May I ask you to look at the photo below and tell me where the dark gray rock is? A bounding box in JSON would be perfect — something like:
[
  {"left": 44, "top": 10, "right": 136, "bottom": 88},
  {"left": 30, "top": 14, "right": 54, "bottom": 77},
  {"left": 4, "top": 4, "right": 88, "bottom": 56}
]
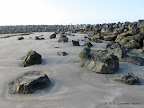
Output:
[
  {"left": 35, "top": 36, "right": 45, "bottom": 40},
  {"left": 22, "top": 50, "right": 42, "bottom": 67},
  {"left": 78, "top": 48, "right": 119, "bottom": 74},
  {"left": 114, "top": 73, "right": 140, "bottom": 85},
  {"left": 12, "top": 71, "right": 51, "bottom": 94},
  {"left": 54, "top": 32, "right": 58, "bottom": 34},
  {"left": 17, "top": 37, "right": 24, "bottom": 40},
  {"left": 58, "top": 35, "right": 68, "bottom": 43},
  {"left": 61, "top": 32, "right": 65, "bottom": 34},
  {"left": 127, "top": 28, "right": 140, "bottom": 35},
  {"left": 50, "top": 34, "right": 56, "bottom": 39},
  {"left": 87, "top": 38, "right": 92, "bottom": 41},
  {"left": 101, "top": 28, "right": 106, "bottom": 33},
  {"left": 122, "top": 21, "right": 130, "bottom": 27},
  {"left": 72, "top": 40, "right": 80, "bottom": 46},
  {"left": 107, "top": 26, "right": 114, "bottom": 32},
  {"left": 131, "top": 22, "right": 138, "bottom": 28},
  {"left": 58, "top": 51, "right": 67, "bottom": 56}
]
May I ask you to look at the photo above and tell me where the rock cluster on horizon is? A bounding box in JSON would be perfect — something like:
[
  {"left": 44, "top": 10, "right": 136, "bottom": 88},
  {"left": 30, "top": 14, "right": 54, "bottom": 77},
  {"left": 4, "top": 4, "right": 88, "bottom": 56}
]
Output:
[{"left": 0, "top": 20, "right": 143, "bottom": 35}]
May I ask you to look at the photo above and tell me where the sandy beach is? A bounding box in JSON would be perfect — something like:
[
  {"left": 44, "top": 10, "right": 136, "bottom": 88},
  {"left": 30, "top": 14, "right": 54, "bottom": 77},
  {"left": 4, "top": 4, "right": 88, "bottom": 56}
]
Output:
[{"left": 0, "top": 32, "right": 144, "bottom": 108}]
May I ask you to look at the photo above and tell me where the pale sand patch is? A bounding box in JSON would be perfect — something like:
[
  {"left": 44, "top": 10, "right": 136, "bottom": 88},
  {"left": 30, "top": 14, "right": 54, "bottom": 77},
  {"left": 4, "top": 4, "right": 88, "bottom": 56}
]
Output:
[{"left": 0, "top": 32, "right": 144, "bottom": 108}]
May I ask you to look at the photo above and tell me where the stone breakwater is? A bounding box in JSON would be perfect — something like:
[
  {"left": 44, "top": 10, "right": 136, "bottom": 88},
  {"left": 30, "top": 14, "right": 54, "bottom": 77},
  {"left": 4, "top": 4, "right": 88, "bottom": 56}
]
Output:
[{"left": 0, "top": 20, "right": 143, "bottom": 34}]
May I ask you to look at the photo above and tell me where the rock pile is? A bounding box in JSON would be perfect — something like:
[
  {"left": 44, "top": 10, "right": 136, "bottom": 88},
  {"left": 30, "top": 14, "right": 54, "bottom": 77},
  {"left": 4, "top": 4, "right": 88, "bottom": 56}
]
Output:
[
  {"left": 91, "top": 20, "right": 144, "bottom": 51},
  {"left": 0, "top": 20, "right": 143, "bottom": 34}
]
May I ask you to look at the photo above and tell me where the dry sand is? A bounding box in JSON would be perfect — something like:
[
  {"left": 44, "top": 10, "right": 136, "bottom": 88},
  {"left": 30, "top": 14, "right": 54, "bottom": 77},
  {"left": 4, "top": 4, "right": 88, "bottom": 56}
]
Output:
[{"left": 0, "top": 32, "right": 144, "bottom": 108}]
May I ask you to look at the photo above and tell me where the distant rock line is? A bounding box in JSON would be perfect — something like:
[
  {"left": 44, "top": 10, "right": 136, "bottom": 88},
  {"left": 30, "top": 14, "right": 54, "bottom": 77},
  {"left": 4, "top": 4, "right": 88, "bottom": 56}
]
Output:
[{"left": 0, "top": 19, "right": 143, "bottom": 34}]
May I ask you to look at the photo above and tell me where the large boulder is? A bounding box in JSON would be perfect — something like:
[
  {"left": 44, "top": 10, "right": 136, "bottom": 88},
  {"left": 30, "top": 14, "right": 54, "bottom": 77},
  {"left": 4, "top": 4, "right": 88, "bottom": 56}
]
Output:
[
  {"left": 58, "top": 35, "right": 68, "bottom": 43},
  {"left": 72, "top": 40, "right": 80, "bottom": 46},
  {"left": 12, "top": 71, "right": 51, "bottom": 94},
  {"left": 50, "top": 33, "right": 56, "bottom": 39},
  {"left": 22, "top": 50, "right": 42, "bottom": 67},
  {"left": 78, "top": 48, "right": 119, "bottom": 74},
  {"left": 114, "top": 73, "right": 140, "bottom": 85}
]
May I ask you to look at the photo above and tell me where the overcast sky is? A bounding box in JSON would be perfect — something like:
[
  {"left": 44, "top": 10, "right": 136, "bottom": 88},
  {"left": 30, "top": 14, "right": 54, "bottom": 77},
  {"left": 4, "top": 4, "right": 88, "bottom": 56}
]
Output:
[{"left": 0, "top": 0, "right": 144, "bottom": 25}]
